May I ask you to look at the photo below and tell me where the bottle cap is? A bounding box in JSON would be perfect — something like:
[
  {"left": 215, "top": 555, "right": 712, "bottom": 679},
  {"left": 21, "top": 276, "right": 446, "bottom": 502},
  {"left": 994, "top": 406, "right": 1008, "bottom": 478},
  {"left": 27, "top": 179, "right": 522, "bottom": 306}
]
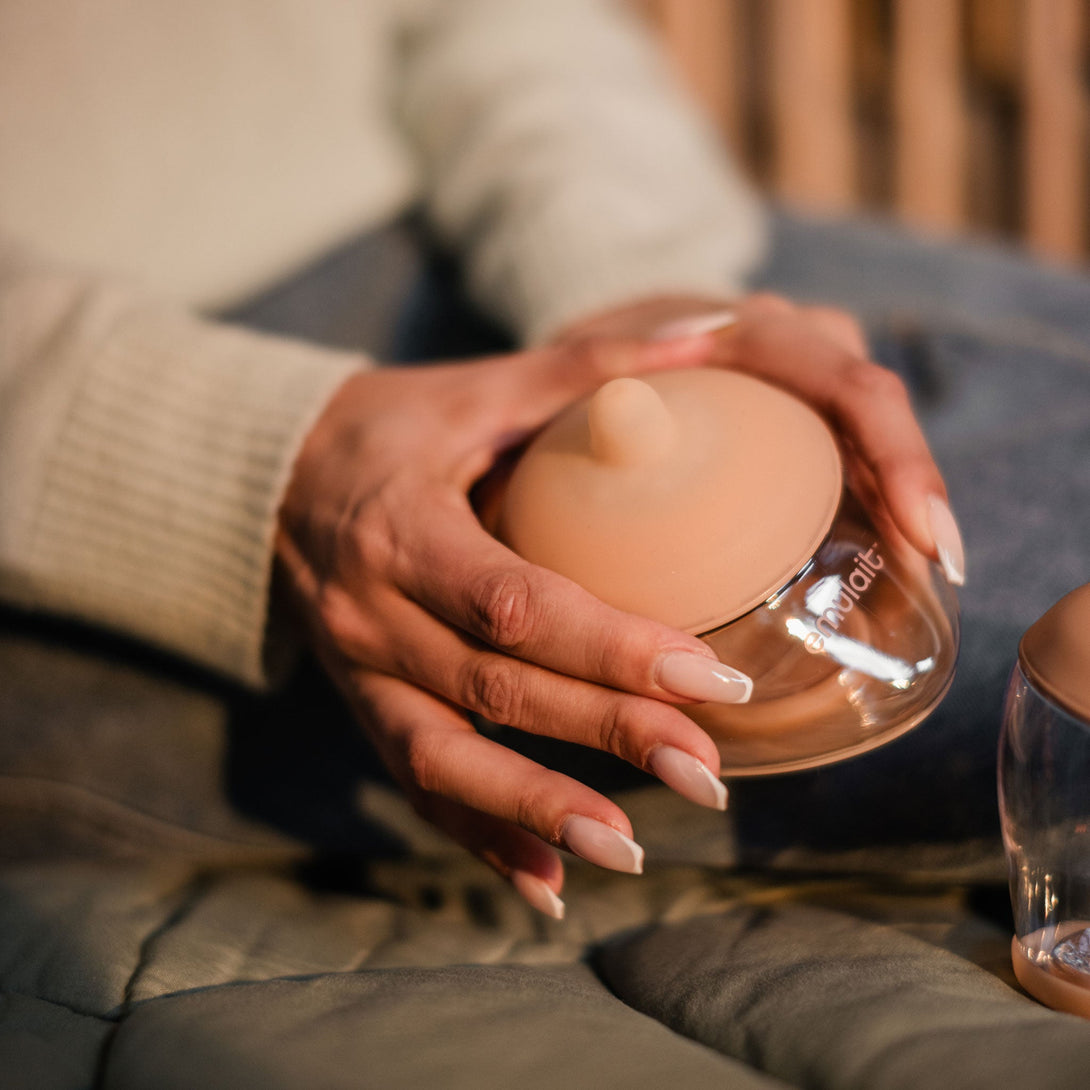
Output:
[{"left": 1020, "top": 583, "right": 1090, "bottom": 722}]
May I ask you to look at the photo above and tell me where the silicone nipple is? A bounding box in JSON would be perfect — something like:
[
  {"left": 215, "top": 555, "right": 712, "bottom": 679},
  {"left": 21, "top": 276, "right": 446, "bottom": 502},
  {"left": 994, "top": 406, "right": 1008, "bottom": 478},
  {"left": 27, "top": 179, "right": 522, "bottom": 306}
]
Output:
[
  {"left": 495, "top": 368, "right": 843, "bottom": 633},
  {"left": 587, "top": 378, "right": 676, "bottom": 466}
]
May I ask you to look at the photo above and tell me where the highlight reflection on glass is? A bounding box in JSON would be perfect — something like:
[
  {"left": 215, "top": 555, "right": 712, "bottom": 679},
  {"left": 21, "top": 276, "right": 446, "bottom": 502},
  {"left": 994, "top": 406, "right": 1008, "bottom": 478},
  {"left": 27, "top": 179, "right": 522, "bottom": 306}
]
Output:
[
  {"left": 1001, "top": 659, "right": 1090, "bottom": 1018},
  {"left": 692, "top": 492, "right": 960, "bottom": 774}
]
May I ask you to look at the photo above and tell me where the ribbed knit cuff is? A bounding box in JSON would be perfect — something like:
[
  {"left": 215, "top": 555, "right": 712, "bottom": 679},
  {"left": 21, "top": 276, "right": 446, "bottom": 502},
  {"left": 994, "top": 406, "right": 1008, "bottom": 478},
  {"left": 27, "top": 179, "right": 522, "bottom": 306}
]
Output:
[{"left": 23, "top": 305, "right": 362, "bottom": 686}]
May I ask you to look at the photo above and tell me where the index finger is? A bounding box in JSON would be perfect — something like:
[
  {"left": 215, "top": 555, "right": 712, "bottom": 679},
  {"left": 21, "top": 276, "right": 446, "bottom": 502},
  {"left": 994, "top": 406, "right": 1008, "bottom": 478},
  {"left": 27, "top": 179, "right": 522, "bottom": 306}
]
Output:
[
  {"left": 393, "top": 490, "right": 752, "bottom": 708},
  {"left": 719, "top": 305, "right": 959, "bottom": 574}
]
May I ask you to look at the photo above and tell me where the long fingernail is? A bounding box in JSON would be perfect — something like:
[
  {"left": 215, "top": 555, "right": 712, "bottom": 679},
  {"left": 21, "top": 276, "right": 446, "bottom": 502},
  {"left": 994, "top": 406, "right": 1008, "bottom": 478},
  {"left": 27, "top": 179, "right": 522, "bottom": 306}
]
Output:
[
  {"left": 649, "top": 746, "right": 728, "bottom": 811},
  {"left": 657, "top": 651, "right": 752, "bottom": 704},
  {"left": 651, "top": 309, "right": 738, "bottom": 341},
  {"left": 561, "top": 815, "right": 644, "bottom": 874},
  {"left": 510, "top": 871, "right": 566, "bottom": 919},
  {"left": 928, "top": 495, "right": 966, "bottom": 586}
]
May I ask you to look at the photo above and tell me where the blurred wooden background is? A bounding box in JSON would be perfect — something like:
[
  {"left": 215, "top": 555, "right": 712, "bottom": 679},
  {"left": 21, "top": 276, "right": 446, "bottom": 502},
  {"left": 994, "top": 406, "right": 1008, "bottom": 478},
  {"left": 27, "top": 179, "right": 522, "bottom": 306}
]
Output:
[{"left": 634, "top": 0, "right": 1089, "bottom": 264}]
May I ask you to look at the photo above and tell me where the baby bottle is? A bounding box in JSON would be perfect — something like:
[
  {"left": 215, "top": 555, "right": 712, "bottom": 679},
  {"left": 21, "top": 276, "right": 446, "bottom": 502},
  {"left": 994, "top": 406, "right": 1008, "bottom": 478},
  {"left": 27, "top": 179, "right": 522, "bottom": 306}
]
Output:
[
  {"left": 494, "top": 368, "right": 960, "bottom": 774},
  {"left": 1000, "top": 583, "right": 1090, "bottom": 1018}
]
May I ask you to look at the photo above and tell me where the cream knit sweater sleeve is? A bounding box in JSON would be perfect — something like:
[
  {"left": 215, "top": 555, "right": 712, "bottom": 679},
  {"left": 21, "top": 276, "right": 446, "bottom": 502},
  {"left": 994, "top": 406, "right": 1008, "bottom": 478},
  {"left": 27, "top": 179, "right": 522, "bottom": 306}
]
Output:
[
  {"left": 0, "top": 238, "right": 362, "bottom": 685},
  {"left": 0, "top": 0, "right": 767, "bottom": 688},
  {"left": 399, "top": 0, "right": 768, "bottom": 344}
]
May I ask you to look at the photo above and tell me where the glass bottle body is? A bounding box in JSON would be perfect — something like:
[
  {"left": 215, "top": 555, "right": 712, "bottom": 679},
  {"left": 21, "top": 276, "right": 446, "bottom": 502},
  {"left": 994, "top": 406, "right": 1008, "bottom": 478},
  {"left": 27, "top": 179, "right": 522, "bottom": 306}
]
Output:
[
  {"left": 1000, "top": 665, "right": 1090, "bottom": 1017},
  {"left": 690, "top": 492, "right": 960, "bottom": 774}
]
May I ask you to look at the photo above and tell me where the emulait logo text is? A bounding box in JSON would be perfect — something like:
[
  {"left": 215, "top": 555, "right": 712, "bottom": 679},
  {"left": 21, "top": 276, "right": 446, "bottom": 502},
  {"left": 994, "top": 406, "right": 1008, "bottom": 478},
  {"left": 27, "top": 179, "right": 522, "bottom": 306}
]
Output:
[{"left": 803, "top": 545, "right": 884, "bottom": 654}]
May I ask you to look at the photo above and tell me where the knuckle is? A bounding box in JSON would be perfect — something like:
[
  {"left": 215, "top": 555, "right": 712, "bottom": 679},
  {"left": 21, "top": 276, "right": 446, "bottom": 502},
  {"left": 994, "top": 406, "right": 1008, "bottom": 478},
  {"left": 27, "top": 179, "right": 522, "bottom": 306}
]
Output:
[
  {"left": 404, "top": 730, "right": 448, "bottom": 797},
  {"left": 316, "top": 585, "right": 367, "bottom": 652},
  {"left": 597, "top": 705, "right": 629, "bottom": 761},
  {"left": 839, "top": 359, "right": 909, "bottom": 407},
  {"left": 744, "top": 292, "right": 795, "bottom": 318},
  {"left": 591, "top": 621, "right": 639, "bottom": 681},
  {"left": 593, "top": 699, "right": 644, "bottom": 765},
  {"left": 872, "top": 447, "right": 935, "bottom": 486},
  {"left": 350, "top": 514, "right": 395, "bottom": 574},
  {"left": 575, "top": 339, "right": 624, "bottom": 383},
  {"left": 353, "top": 482, "right": 408, "bottom": 566},
  {"left": 810, "top": 307, "right": 866, "bottom": 349},
  {"left": 469, "top": 568, "right": 538, "bottom": 651},
  {"left": 331, "top": 499, "right": 396, "bottom": 581},
  {"left": 465, "top": 657, "right": 525, "bottom": 725},
  {"left": 511, "top": 778, "right": 554, "bottom": 838},
  {"left": 807, "top": 303, "right": 853, "bottom": 326}
]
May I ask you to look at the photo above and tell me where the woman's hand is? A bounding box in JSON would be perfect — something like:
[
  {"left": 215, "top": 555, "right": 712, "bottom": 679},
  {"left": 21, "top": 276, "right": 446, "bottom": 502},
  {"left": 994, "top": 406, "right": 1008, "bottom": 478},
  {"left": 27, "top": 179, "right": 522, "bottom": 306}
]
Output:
[
  {"left": 555, "top": 292, "right": 966, "bottom": 587},
  {"left": 276, "top": 336, "right": 752, "bottom": 920}
]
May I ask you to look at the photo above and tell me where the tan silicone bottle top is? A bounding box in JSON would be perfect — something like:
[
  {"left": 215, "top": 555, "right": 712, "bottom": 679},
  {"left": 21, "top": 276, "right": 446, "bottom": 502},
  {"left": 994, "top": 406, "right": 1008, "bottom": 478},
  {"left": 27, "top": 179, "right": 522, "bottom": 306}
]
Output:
[
  {"left": 495, "top": 368, "right": 843, "bottom": 633},
  {"left": 1019, "top": 584, "right": 1090, "bottom": 722}
]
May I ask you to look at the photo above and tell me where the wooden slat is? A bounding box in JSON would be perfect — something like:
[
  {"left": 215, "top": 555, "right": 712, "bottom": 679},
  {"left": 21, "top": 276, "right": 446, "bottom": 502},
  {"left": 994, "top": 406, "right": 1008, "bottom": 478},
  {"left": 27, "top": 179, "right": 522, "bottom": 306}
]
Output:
[
  {"left": 892, "top": 0, "right": 967, "bottom": 231},
  {"left": 968, "top": 0, "right": 1021, "bottom": 87},
  {"left": 767, "top": 0, "right": 856, "bottom": 210},
  {"left": 646, "top": 0, "right": 743, "bottom": 145},
  {"left": 1023, "top": 0, "right": 1087, "bottom": 261},
  {"left": 638, "top": 0, "right": 1088, "bottom": 263}
]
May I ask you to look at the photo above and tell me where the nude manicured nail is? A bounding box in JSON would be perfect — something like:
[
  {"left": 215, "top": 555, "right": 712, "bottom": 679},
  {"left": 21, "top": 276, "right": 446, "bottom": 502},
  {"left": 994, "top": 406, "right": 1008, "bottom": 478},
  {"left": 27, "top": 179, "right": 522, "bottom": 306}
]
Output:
[
  {"left": 928, "top": 495, "right": 966, "bottom": 587},
  {"left": 649, "top": 745, "right": 728, "bottom": 811},
  {"left": 651, "top": 309, "right": 738, "bottom": 341},
  {"left": 510, "top": 871, "right": 566, "bottom": 920},
  {"left": 657, "top": 651, "right": 752, "bottom": 704},
  {"left": 561, "top": 815, "right": 644, "bottom": 874}
]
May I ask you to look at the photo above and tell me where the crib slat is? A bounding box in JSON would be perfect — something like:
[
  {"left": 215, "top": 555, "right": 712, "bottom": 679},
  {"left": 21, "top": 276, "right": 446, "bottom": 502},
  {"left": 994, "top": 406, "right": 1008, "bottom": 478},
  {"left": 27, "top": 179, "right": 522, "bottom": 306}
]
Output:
[
  {"left": 1023, "top": 0, "right": 1087, "bottom": 261},
  {"left": 767, "top": 0, "right": 857, "bottom": 209},
  {"left": 892, "top": 0, "right": 967, "bottom": 232}
]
